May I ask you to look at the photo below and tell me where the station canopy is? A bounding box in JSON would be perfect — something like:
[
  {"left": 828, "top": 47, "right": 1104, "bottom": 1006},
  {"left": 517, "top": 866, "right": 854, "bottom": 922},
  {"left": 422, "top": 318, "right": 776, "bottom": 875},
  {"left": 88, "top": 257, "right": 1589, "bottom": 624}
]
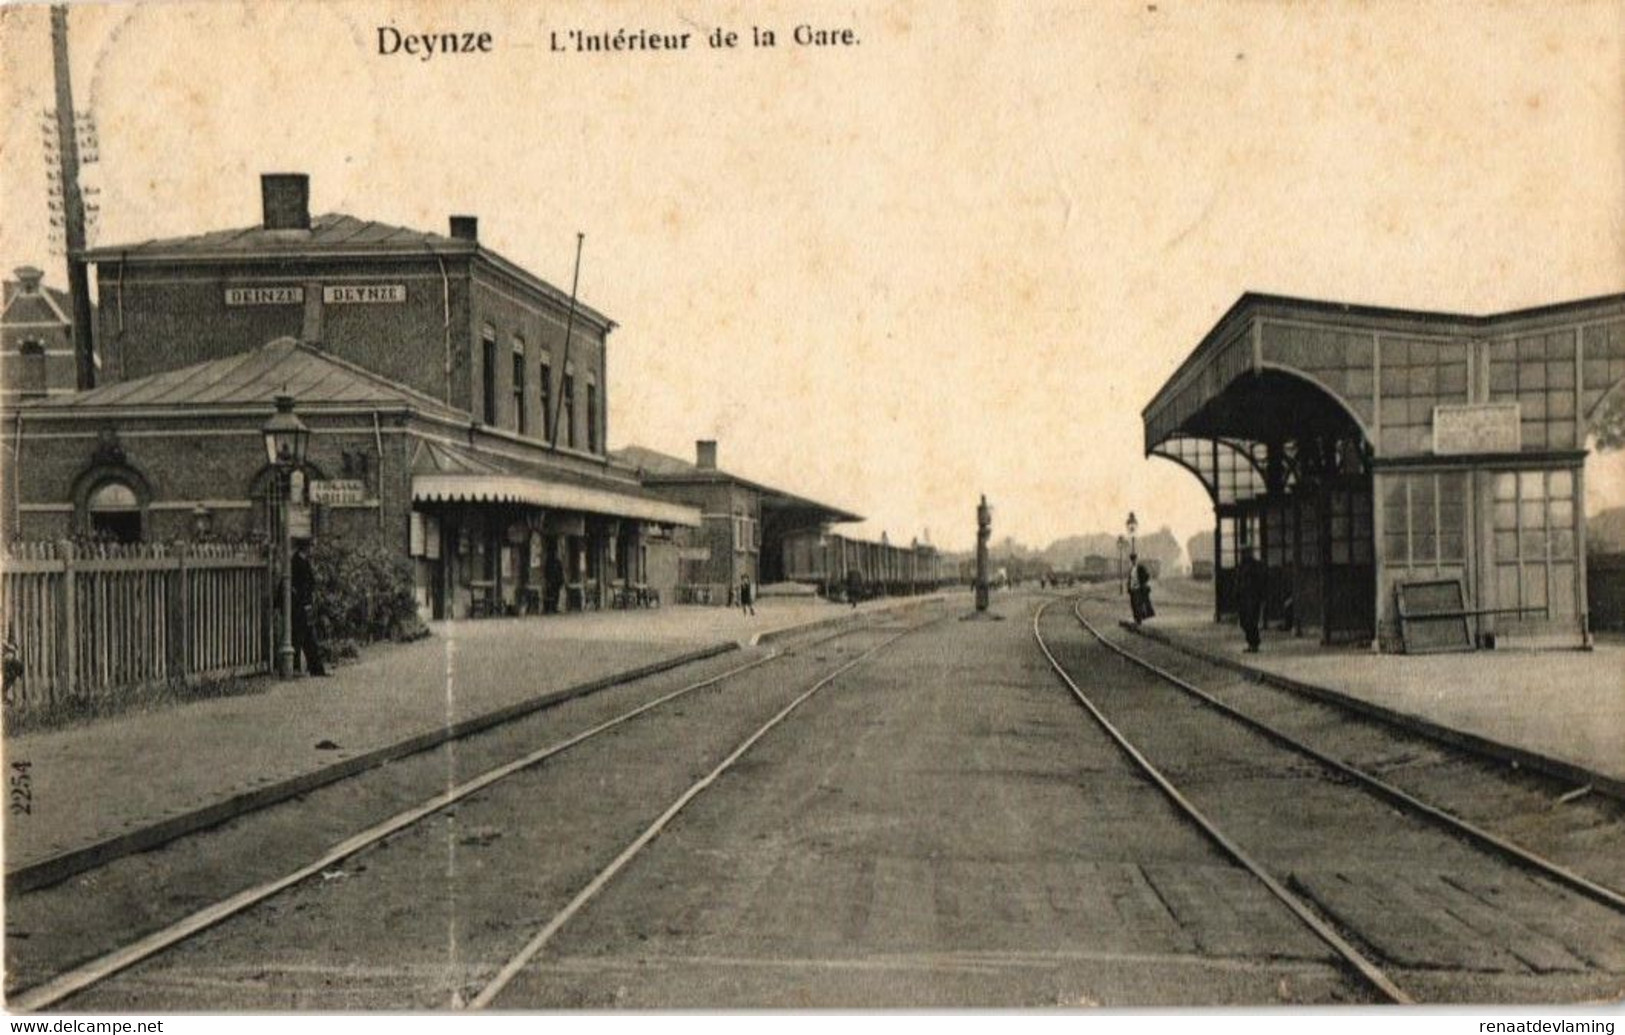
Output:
[
  {"left": 411, "top": 440, "right": 700, "bottom": 527},
  {"left": 1142, "top": 295, "right": 1380, "bottom": 505}
]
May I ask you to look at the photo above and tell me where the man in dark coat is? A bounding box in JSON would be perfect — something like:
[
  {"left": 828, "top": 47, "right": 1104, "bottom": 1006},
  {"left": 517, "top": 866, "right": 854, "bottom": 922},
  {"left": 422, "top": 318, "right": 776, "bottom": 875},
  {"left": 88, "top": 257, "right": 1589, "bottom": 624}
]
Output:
[
  {"left": 290, "top": 540, "right": 328, "bottom": 676},
  {"left": 1235, "top": 546, "right": 1266, "bottom": 653},
  {"left": 739, "top": 573, "right": 756, "bottom": 616},
  {"left": 544, "top": 548, "right": 565, "bottom": 615},
  {"left": 1134, "top": 557, "right": 1154, "bottom": 622},
  {"left": 845, "top": 566, "right": 863, "bottom": 608},
  {"left": 1126, "top": 553, "right": 1154, "bottom": 625}
]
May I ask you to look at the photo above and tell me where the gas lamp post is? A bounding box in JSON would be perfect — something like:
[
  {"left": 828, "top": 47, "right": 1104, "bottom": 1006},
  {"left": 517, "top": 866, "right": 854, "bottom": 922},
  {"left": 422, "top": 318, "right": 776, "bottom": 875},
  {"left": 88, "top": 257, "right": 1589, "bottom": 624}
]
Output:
[{"left": 261, "top": 395, "right": 309, "bottom": 679}]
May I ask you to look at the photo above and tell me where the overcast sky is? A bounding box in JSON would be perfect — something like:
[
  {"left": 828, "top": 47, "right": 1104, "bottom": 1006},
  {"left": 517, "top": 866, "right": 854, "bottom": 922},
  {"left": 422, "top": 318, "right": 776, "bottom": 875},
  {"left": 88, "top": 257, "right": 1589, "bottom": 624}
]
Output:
[{"left": 3, "top": 1, "right": 1622, "bottom": 553}]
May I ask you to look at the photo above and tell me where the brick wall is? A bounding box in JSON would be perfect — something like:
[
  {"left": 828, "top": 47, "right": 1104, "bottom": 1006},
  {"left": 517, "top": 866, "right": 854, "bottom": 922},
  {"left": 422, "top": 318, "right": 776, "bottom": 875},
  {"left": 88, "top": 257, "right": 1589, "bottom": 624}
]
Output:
[
  {"left": 96, "top": 257, "right": 475, "bottom": 409},
  {"left": 470, "top": 274, "right": 606, "bottom": 452},
  {"left": 2, "top": 410, "right": 411, "bottom": 548}
]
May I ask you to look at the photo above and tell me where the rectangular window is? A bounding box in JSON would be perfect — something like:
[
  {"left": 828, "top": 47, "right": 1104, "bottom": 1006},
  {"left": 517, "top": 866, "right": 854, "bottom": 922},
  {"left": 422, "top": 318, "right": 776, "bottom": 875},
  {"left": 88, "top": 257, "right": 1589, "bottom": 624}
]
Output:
[
  {"left": 512, "top": 343, "right": 527, "bottom": 436},
  {"left": 586, "top": 381, "right": 599, "bottom": 453},
  {"left": 1299, "top": 499, "right": 1321, "bottom": 568},
  {"left": 539, "top": 357, "right": 553, "bottom": 443},
  {"left": 19, "top": 342, "right": 47, "bottom": 399},
  {"left": 1491, "top": 467, "right": 1579, "bottom": 622},
  {"left": 562, "top": 373, "right": 576, "bottom": 449},
  {"left": 1383, "top": 472, "right": 1467, "bottom": 567},
  {"left": 481, "top": 330, "right": 498, "bottom": 425}
]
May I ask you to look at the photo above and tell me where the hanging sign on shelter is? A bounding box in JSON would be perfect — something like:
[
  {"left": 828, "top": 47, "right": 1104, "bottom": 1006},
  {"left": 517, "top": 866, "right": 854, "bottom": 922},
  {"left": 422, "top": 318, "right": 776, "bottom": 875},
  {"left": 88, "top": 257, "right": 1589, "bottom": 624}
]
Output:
[{"left": 1433, "top": 403, "right": 1520, "bottom": 456}]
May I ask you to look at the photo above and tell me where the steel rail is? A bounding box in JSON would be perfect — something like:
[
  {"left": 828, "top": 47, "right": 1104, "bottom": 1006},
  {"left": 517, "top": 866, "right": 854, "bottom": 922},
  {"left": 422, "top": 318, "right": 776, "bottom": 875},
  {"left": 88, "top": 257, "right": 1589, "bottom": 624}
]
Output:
[
  {"left": 466, "top": 613, "right": 942, "bottom": 1009},
  {"left": 1031, "top": 598, "right": 1413, "bottom": 1005},
  {"left": 9, "top": 617, "right": 899, "bottom": 1012},
  {"left": 1070, "top": 600, "right": 1625, "bottom": 915}
]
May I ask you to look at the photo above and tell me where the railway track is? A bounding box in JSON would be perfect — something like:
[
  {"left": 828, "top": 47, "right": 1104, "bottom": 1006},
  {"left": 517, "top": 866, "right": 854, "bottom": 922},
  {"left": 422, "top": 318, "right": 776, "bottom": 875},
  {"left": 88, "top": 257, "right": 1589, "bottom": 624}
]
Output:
[
  {"left": 1074, "top": 599, "right": 1625, "bottom": 909},
  {"left": 10, "top": 608, "right": 943, "bottom": 1012},
  {"left": 466, "top": 612, "right": 942, "bottom": 1008},
  {"left": 1033, "top": 596, "right": 1625, "bottom": 1005}
]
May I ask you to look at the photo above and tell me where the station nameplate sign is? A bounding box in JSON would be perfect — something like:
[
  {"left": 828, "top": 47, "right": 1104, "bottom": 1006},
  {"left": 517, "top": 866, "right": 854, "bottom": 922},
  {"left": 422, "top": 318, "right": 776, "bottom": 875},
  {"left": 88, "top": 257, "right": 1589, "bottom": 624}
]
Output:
[
  {"left": 1433, "top": 403, "right": 1520, "bottom": 455},
  {"left": 225, "top": 286, "right": 304, "bottom": 306},
  {"left": 323, "top": 284, "right": 406, "bottom": 305},
  {"left": 308, "top": 479, "right": 368, "bottom": 506}
]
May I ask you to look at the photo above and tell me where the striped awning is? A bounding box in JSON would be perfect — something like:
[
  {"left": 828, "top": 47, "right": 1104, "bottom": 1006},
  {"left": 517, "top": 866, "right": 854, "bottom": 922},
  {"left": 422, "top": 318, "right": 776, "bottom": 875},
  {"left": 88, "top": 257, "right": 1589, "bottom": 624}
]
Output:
[{"left": 413, "top": 474, "right": 700, "bottom": 527}]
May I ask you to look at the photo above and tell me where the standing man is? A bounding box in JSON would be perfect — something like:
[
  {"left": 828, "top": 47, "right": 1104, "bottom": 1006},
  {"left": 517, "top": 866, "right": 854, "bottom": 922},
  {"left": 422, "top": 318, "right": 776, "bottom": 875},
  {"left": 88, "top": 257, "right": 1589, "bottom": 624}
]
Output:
[
  {"left": 1126, "top": 553, "right": 1145, "bottom": 625},
  {"left": 1236, "top": 546, "right": 1266, "bottom": 653},
  {"left": 544, "top": 545, "right": 565, "bottom": 615},
  {"left": 845, "top": 565, "right": 864, "bottom": 609},
  {"left": 290, "top": 540, "right": 328, "bottom": 677},
  {"left": 739, "top": 572, "right": 756, "bottom": 616},
  {"left": 1134, "top": 556, "right": 1154, "bottom": 622}
]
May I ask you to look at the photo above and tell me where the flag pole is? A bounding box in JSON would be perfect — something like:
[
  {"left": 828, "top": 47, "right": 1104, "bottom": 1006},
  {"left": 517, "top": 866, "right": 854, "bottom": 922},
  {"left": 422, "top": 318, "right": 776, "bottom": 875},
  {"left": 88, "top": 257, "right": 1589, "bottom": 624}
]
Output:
[{"left": 549, "top": 232, "right": 585, "bottom": 447}]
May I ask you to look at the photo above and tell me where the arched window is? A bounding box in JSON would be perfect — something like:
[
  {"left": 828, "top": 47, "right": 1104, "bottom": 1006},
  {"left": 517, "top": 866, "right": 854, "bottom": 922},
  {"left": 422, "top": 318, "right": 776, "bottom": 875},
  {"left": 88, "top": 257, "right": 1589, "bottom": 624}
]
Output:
[{"left": 86, "top": 480, "right": 142, "bottom": 542}]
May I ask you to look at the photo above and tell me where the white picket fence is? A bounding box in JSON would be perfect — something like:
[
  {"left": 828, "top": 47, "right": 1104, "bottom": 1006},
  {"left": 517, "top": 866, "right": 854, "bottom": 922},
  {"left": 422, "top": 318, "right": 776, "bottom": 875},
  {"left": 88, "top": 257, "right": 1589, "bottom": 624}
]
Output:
[{"left": 1, "top": 541, "right": 272, "bottom": 715}]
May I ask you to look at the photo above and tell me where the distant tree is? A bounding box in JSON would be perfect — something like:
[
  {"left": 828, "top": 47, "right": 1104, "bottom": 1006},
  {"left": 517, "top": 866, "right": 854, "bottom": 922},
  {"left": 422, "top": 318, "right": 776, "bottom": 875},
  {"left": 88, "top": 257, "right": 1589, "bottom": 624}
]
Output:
[{"left": 1591, "top": 388, "right": 1625, "bottom": 451}]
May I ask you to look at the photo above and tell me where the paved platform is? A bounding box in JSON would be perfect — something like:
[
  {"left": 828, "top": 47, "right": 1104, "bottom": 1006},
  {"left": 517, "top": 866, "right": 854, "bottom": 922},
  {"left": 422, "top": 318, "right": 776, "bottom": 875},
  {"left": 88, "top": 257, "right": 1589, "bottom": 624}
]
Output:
[
  {"left": 2, "top": 594, "right": 941, "bottom": 887},
  {"left": 1117, "top": 579, "right": 1625, "bottom": 797}
]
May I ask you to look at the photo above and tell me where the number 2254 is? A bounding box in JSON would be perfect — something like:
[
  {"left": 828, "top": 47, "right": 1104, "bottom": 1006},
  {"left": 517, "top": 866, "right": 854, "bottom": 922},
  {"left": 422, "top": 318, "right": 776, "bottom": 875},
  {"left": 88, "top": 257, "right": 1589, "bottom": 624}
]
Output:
[{"left": 10, "top": 761, "right": 32, "bottom": 816}]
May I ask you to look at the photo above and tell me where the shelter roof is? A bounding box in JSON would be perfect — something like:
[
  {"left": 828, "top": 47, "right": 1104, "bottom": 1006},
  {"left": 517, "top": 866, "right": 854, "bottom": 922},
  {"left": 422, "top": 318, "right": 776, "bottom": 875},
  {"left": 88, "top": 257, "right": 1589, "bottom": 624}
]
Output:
[
  {"left": 614, "top": 444, "right": 864, "bottom": 524},
  {"left": 1142, "top": 291, "right": 1625, "bottom": 454},
  {"left": 412, "top": 439, "right": 700, "bottom": 527}
]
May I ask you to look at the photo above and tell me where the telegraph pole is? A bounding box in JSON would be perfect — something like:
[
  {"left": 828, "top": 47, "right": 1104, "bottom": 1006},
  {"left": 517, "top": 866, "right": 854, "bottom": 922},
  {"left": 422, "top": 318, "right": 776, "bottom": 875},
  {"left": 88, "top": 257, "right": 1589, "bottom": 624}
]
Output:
[{"left": 50, "top": 4, "right": 96, "bottom": 390}]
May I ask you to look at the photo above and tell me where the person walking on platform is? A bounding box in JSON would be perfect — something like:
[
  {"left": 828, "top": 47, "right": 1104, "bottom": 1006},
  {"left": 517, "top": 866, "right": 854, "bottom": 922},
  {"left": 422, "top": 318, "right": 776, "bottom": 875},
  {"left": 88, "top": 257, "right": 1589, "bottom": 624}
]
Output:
[
  {"left": 739, "top": 573, "right": 756, "bottom": 616},
  {"left": 845, "top": 566, "right": 863, "bottom": 608},
  {"left": 1236, "top": 546, "right": 1266, "bottom": 653},
  {"left": 290, "top": 540, "right": 328, "bottom": 677}
]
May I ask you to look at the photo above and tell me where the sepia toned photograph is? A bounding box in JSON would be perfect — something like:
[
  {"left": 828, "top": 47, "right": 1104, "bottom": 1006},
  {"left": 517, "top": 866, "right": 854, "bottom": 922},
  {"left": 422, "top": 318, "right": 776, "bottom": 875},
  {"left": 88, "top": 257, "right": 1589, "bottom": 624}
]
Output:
[{"left": 1, "top": 0, "right": 1623, "bottom": 1015}]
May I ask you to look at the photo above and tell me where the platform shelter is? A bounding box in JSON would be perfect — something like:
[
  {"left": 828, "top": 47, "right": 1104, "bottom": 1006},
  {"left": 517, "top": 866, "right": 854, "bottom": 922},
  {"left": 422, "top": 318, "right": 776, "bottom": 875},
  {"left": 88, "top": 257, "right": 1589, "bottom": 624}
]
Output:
[{"left": 1142, "top": 293, "right": 1625, "bottom": 650}]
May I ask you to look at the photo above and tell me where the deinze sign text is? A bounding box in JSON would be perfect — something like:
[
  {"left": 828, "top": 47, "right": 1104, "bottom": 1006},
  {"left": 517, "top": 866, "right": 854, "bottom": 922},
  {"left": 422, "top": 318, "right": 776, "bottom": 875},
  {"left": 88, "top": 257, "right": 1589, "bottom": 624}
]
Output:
[
  {"left": 323, "top": 285, "right": 406, "bottom": 304},
  {"left": 225, "top": 286, "right": 304, "bottom": 306}
]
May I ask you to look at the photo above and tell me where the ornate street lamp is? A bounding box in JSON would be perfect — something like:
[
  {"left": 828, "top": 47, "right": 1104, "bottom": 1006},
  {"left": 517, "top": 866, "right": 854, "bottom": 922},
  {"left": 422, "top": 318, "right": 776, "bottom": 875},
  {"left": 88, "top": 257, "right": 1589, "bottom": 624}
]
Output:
[
  {"left": 1116, "top": 534, "right": 1128, "bottom": 589},
  {"left": 1126, "top": 511, "right": 1139, "bottom": 557},
  {"left": 261, "top": 395, "right": 308, "bottom": 678}
]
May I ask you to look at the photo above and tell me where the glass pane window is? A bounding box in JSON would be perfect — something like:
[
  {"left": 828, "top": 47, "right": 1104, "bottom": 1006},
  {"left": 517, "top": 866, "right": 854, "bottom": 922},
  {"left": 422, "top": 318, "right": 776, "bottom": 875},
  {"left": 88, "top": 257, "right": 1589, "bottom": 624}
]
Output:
[{"left": 512, "top": 346, "right": 527, "bottom": 435}]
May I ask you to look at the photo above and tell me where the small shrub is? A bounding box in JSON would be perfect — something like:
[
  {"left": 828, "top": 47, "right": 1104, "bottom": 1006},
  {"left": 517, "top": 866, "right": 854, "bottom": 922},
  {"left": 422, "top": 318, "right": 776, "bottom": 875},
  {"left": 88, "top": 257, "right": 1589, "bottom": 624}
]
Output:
[{"left": 308, "top": 538, "right": 418, "bottom": 646}]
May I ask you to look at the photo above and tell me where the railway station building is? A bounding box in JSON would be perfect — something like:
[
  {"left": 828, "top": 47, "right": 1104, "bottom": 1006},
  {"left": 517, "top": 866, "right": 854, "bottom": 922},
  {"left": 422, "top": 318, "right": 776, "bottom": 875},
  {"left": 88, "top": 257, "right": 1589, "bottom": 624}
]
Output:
[
  {"left": 0, "top": 173, "right": 699, "bottom": 618},
  {"left": 614, "top": 440, "right": 863, "bottom": 603},
  {"left": 1143, "top": 292, "right": 1625, "bottom": 651}
]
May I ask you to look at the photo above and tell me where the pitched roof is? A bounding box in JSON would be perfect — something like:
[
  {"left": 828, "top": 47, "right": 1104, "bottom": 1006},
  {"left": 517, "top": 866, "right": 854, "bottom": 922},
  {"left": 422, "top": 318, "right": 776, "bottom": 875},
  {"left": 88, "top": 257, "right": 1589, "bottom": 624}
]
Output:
[
  {"left": 86, "top": 213, "right": 465, "bottom": 261},
  {"left": 614, "top": 444, "right": 703, "bottom": 478},
  {"left": 24, "top": 336, "right": 461, "bottom": 417},
  {"left": 613, "top": 444, "right": 864, "bottom": 524},
  {"left": 3, "top": 278, "right": 74, "bottom": 326}
]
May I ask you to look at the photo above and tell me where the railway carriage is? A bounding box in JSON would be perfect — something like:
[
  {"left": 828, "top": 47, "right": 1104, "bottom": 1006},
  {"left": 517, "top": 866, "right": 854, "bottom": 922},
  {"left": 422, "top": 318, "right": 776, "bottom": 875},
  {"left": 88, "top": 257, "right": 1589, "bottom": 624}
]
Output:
[{"left": 778, "top": 529, "right": 949, "bottom": 600}]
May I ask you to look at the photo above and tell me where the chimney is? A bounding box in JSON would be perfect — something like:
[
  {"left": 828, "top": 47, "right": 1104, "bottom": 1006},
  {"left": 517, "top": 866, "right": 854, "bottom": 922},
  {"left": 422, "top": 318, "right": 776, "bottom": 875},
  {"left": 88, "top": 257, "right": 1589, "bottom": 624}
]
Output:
[
  {"left": 13, "top": 266, "right": 43, "bottom": 293},
  {"left": 449, "top": 215, "right": 479, "bottom": 242},
  {"left": 696, "top": 440, "right": 718, "bottom": 470},
  {"left": 261, "top": 173, "right": 311, "bottom": 231}
]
